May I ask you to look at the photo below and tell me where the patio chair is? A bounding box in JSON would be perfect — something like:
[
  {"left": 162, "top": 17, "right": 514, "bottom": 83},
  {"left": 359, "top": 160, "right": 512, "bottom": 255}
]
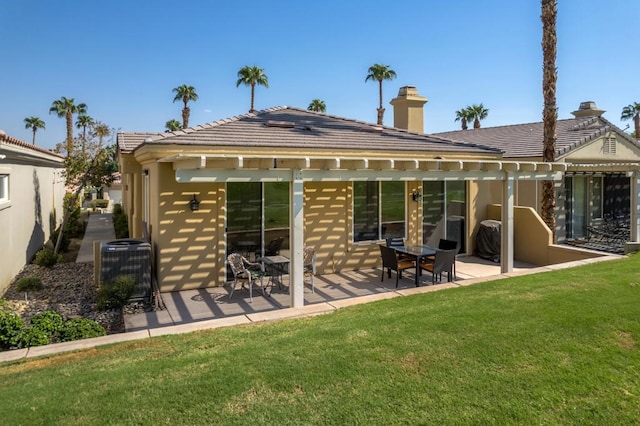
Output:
[
  {"left": 419, "top": 249, "right": 456, "bottom": 285},
  {"left": 379, "top": 244, "right": 415, "bottom": 288},
  {"left": 386, "top": 237, "right": 410, "bottom": 260},
  {"left": 227, "top": 253, "right": 265, "bottom": 302},
  {"left": 424, "top": 239, "right": 458, "bottom": 279},
  {"left": 303, "top": 246, "right": 317, "bottom": 293},
  {"left": 256, "top": 236, "right": 285, "bottom": 259}
]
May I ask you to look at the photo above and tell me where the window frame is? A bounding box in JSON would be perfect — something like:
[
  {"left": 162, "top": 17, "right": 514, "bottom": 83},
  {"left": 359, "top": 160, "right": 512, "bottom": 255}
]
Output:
[{"left": 0, "top": 173, "right": 9, "bottom": 205}]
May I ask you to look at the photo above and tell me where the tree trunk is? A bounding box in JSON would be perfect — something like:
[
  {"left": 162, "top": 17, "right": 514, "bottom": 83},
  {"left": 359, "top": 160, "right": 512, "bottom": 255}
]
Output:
[
  {"left": 541, "top": 0, "right": 558, "bottom": 242},
  {"left": 461, "top": 119, "right": 467, "bottom": 131},
  {"left": 182, "top": 107, "right": 190, "bottom": 129},
  {"left": 32, "top": 130, "right": 36, "bottom": 145},
  {"left": 66, "top": 110, "right": 73, "bottom": 154},
  {"left": 474, "top": 118, "right": 480, "bottom": 129},
  {"left": 250, "top": 83, "right": 256, "bottom": 113},
  {"left": 635, "top": 113, "right": 640, "bottom": 140},
  {"left": 377, "top": 81, "right": 384, "bottom": 125}
]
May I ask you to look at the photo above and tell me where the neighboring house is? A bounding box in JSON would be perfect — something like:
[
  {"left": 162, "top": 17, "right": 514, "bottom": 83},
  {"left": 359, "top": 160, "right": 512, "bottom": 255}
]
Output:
[
  {"left": 0, "top": 131, "right": 65, "bottom": 293},
  {"left": 435, "top": 101, "right": 640, "bottom": 247},
  {"left": 118, "top": 86, "right": 579, "bottom": 308}
]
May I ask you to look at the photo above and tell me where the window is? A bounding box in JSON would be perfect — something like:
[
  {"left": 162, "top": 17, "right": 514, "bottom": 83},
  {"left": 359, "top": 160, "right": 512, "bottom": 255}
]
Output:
[
  {"left": 590, "top": 176, "right": 603, "bottom": 220},
  {"left": 0, "top": 174, "right": 8, "bottom": 203},
  {"left": 422, "top": 181, "right": 467, "bottom": 250},
  {"left": 353, "top": 181, "right": 405, "bottom": 242},
  {"left": 603, "top": 137, "right": 617, "bottom": 155}
]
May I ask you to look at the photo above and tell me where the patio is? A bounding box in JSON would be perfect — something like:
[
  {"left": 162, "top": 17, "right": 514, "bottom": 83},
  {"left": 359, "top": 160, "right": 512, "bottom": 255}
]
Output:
[{"left": 124, "top": 256, "right": 543, "bottom": 332}]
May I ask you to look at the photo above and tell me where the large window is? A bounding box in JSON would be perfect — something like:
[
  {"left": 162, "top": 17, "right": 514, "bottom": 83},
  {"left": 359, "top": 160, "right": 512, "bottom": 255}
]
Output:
[
  {"left": 422, "top": 180, "right": 466, "bottom": 251},
  {"left": 227, "top": 182, "right": 290, "bottom": 260},
  {"left": 0, "top": 174, "right": 8, "bottom": 203},
  {"left": 353, "top": 181, "right": 405, "bottom": 242}
]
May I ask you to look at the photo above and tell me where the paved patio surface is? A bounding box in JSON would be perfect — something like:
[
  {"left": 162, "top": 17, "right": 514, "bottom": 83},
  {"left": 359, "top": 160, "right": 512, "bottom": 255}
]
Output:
[{"left": 124, "top": 256, "right": 542, "bottom": 332}]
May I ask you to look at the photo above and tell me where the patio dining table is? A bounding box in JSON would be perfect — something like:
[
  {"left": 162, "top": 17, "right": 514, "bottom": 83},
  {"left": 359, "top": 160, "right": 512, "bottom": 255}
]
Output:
[
  {"left": 390, "top": 245, "right": 437, "bottom": 287},
  {"left": 262, "top": 255, "right": 290, "bottom": 295}
]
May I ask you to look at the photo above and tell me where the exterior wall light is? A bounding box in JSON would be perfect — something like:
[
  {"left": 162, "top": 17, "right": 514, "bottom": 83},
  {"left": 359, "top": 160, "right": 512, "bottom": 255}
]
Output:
[
  {"left": 411, "top": 189, "right": 422, "bottom": 202},
  {"left": 189, "top": 194, "right": 200, "bottom": 211}
]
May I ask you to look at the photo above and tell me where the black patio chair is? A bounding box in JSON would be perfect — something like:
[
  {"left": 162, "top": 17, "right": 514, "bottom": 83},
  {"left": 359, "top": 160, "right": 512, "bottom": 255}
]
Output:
[
  {"left": 419, "top": 249, "right": 456, "bottom": 285},
  {"left": 379, "top": 244, "right": 415, "bottom": 288}
]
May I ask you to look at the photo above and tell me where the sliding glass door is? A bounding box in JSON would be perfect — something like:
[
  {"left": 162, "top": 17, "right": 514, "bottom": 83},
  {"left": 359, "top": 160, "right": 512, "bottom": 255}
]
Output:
[{"left": 422, "top": 181, "right": 466, "bottom": 251}]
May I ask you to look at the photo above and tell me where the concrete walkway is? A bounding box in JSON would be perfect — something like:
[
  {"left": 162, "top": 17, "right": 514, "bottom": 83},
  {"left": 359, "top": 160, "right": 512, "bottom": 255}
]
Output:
[{"left": 76, "top": 213, "right": 116, "bottom": 263}]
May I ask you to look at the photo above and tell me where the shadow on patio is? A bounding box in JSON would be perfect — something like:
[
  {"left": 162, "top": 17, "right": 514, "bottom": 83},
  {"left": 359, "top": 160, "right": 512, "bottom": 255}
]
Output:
[{"left": 124, "top": 256, "right": 540, "bottom": 332}]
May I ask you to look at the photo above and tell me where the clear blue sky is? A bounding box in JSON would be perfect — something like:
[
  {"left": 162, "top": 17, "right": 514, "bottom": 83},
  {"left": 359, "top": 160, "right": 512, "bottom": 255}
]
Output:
[{"left": 1, "top": 0, "right": 638, "bottom": 150}]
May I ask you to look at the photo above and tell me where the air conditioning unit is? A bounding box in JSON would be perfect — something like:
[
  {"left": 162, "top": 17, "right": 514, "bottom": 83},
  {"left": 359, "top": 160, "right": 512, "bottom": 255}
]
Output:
[{"left": 100, "top": 239, "right": 152, "bottom": 302}]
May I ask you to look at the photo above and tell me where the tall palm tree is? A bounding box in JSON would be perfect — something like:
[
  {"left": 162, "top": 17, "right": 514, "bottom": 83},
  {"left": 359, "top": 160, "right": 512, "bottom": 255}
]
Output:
[
  {"left": 454, "top": 108, "right": 472, "bottom": 130},
  {"left": 307, "top": 99, "right": 326, "bottom": 113},
  {"left": 165, "top": 119, "right": 182, "bottom": 132},
  {"left": 23, "top": 116, "right": 45, "bottom": 145},
  {"left": 541, "top": 0, "right": 558, "bottom": 241},
  {"left": 467, "top": 104, "right": 489, "bottom": 129},
  {"left": 94, "top": 122, "right": 110, "bottom": 149},
  {"left": 365, "top": 64, "right": 397, "bottom": 125},
  {"left": 49, "top": 97, "right": 87, "bottom": 154},
  {"left": 621, "top": 102, "right": 640, "bottom": 140},
  {"left": 172, "top": 85, "right": 198, "bottom": 129},
  {"left": 236, "top": 66, "right": 269, "bottom": 113},
  {"left": 76, "top": 114, "right": 94, "bottom": 156}
]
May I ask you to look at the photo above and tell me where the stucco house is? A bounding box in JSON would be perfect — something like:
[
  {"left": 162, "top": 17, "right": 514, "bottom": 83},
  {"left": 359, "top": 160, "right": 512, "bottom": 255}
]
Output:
[
  {"left": 117, "top": 86, "right": 594, "bottom": 308},
  {"left": 436, "top": 101, "right": 640, "bottom": 249},
  {"left": 0, "top": 131, "right": 65, "bottom": 293}
]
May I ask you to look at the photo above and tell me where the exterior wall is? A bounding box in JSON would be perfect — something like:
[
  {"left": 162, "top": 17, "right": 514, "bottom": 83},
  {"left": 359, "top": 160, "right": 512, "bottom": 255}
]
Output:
[
  {"left": 564, "top": 133, "right": 640, "bottom": 162},
  {"left": 0, "top": 162, "right": 64, "bottom": 293},
  {"left": 487, "top": 204, "right": 602, "bottom": 265},
  {"left": 151, "top": 162, "right": 226, "bottom": 292}
]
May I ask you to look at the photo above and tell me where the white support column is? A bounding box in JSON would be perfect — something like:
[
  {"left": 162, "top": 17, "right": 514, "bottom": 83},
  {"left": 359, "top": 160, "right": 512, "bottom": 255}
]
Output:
[
  {"left": 289, "top": 169, "right": 305, "bottom": 307},
  {"left": 631, "top": 171, "right": 640, "bottom": 242},
  {"left": 501, "top": 173, "right": 515, "bottom": 273}
]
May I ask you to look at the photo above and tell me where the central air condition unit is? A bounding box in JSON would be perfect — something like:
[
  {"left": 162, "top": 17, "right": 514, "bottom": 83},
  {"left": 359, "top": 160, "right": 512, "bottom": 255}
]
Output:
[{"left": 100, "top": 239, "right": 152, "bottom": 302}]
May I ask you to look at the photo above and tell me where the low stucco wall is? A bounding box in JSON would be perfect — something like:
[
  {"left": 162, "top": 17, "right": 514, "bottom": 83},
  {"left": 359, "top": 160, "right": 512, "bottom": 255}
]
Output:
[{"left": 487, "top": 204, "right": 603, "bottom": 266}]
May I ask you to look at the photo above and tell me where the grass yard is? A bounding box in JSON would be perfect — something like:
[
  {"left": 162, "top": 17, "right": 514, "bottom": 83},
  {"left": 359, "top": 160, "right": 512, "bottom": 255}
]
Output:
[{"left": 1, "top": 255, "right": 639, "bottom": 424}]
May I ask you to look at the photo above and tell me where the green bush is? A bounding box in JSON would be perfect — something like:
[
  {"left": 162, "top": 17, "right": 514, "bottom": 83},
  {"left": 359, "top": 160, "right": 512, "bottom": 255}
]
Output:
[
  {"left": 34, "top": 248, "right": 64, "bottom": 268},
  {"left": 17, "top": 327, "right": 51, "bottom": 348},
  {"left": 50, "top": 227, "right": 70, "bottom": 252},
  {"left": 58, "top": 318, "right": 106, "bottom": 342},
  {"left": 63, "top": 194, "right": 84, "bottom": 238},
  {"left": 97, "top": 275, "right": 136, "bottom": 310},
  {"left": 30, "top": 311, "right": 65, "bottom": 335},
  {"left": 0, "top": 311, "right": 26, "bottom": 350},
  {"left": 16, "top": 276, "right": 43, "bottom": 292},
  {"left": 90, "top": 199, "right": 109, "bottom": 209},
  {"left": 113, "top": 204, "right": 129, "bottom": 239}
]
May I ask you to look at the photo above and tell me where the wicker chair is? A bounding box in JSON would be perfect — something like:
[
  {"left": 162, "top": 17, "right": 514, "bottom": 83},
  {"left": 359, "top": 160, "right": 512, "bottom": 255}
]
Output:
[{"left": 303, "top": 246, "right": 317, "bottom": 293}]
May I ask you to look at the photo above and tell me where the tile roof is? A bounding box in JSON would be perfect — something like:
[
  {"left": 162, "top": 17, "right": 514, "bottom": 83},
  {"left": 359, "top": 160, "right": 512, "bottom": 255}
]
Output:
[
  {"left": 434, "top": 116, "right": 640, "bottom": 158},
  {"left": 118, "top": 106, "right": 501, "bottom": 156},
  {"left": 0, "top": 130, "right": 65, "bottom": 159}
]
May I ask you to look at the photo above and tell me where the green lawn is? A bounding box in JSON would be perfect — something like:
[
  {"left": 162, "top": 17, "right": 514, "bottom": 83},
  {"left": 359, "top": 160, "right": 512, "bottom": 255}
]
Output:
[{"left": 1, "top": 255, "right": 640, "bottom": 424}]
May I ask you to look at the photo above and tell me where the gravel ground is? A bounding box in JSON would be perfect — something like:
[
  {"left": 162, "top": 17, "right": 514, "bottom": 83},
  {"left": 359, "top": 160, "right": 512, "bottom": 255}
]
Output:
[{"left": 4, "top": 262, "right": 126, "bottom": 334}]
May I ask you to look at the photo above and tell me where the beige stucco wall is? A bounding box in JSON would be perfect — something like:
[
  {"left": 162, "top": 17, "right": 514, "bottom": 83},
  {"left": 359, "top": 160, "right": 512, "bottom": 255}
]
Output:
[
  {"left": 0, "top": 162, "right": 65, "bottom": 294},
  {"left": 564, "top": 133, "right": 640, "bottom": 162}
]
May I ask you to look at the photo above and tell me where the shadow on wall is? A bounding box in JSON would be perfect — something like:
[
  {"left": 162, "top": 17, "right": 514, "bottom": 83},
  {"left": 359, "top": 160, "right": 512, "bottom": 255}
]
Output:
[{"left": 26, "top": 170, "right": 45, "bottom": 262}]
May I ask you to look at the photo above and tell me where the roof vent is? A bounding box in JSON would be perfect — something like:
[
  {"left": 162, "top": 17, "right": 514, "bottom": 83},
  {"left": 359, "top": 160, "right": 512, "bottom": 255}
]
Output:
[
  {"left": 358, "top": 126, "right": 383, "bottom": 133},
  {"left": 265, "top": 120, "right": 295, "bottom": 128}
]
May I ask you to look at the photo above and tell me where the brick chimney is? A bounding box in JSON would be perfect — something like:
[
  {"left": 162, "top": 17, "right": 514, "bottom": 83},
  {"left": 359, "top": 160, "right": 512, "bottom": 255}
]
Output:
[
  {"left": 390, "top": 86, "right": 428, "bottom": 133},
  {"left": 571, "top": 101, "right": 605, "bottom": 118}
]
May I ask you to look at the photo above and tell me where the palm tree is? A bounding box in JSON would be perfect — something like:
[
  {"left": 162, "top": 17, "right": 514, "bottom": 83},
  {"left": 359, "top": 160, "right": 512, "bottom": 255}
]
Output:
[
  {"left": 541, "top": 0, "right": 558, "bottom": 241},
  {"left": 172, "top": 85, "right": 198, "bottom": 129},
  {"left": 307, "top": 99, "right": 326, "bottom": 113},
  {"left": 621, "top": 102, "right": 640, "bottom": 140},
  {"left": 49, "top": 97, "right": 87, "bottom": 154},
  {"left": 467, "top": 104, "right": 489, "bottom": 129},
  {"left": 23, "top": 116, "right": 45, "bottom": 145},
  {"left": 365, "top": 64, "right": 397, "bottom": 125},
  {"left": 236, "top": 66, "right": 269, "bottom": 113},
  {"left": 94, "top": 122, "right": 110, "bottom": 149},
  {"left": 76, "top": 114, "right": 94, "bottom": 156},
  {"left": 165, "top": 119, "right": 182, "bottom": 132},
  {"left": 454, "top": 108, "right": 472, "bottom": 130}
]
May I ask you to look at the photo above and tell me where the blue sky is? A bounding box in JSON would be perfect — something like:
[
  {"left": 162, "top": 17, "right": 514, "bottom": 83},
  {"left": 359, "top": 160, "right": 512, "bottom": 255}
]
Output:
[{"left": 1, "top": 0, "right": 638, "bottom": 149}]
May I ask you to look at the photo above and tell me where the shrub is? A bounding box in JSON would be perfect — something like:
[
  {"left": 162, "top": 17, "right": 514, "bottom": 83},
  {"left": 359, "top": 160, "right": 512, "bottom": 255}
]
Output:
[
  {"left": 16, "top": 276, "right": 43, "bottom": 292},
  {"left": 34, "top": 248, "right": 64, "bottom": 268},
  {"left": 30, "top": 311, "right": 65, "bottom": 335},
  {"left": 97, "top": 275, "right": 136, "bottom": 310},
  {"left": 63, "top": 193, "right": 83, "bottom": 238},
  {"left": 58, "top": 318, "right": 106, "bottom": 342},
  {"left": 113, "top": 206, "right": 129, "bottom": 239},
  {"left": 0, "top": 311, "right": 25, "bottom": 350},
  {"left": 50, "top": 227, "right": 71, "bottom": 252},
  {"left": 17, "top": 327, "right": 51, "bottom": 348}
]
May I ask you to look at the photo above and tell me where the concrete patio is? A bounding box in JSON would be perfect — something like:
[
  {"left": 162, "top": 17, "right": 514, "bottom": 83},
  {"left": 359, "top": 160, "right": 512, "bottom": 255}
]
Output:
[{"left": 124, "top": 256, "right": 547, "bottom": 332}]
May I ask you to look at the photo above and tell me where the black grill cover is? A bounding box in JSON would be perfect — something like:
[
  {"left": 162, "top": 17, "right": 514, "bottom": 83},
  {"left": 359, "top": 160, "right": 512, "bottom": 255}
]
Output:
[{"left": 475, "top": 220, "right": 501, "bottom": 262}]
